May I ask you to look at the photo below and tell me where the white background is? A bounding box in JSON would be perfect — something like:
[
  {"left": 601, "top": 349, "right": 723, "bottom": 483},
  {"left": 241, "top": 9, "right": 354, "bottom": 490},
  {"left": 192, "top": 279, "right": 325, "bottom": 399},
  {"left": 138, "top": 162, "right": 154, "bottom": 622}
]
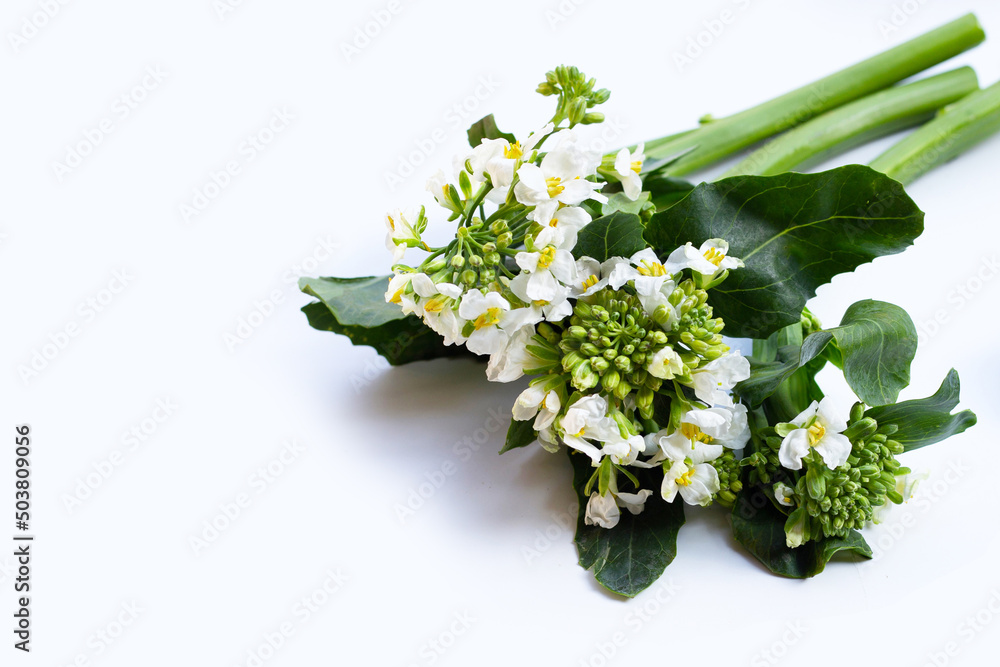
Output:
[{"left": 3, "top": 1, "right": 999, "bottom": 665}]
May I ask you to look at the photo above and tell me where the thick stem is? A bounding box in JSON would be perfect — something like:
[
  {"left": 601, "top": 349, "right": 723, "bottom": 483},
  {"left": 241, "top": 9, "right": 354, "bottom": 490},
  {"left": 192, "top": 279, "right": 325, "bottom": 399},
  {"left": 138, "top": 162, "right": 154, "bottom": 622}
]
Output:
[
  {"left": 870, "top": 79, "right": 1000, "bottom": 184},
  {"left": 644, "top": 13, "right": 985, "bottom": 176},
  {"left": 723, "top": 67, "right": 979, "bottom": 177}
]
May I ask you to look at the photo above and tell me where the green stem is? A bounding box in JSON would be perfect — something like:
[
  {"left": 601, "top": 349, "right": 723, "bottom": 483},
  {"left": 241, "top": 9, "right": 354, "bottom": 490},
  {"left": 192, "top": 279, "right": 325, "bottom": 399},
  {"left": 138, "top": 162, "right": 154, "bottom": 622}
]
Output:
[
  {"left": 723, "top": 67, "right": 979, "bottom": 177},
  {"left": 643, "top": 13, "right": 985, "bottom": 175},
  {"left": 870, "top": 79, "right": 1000, "bottom": 184}
]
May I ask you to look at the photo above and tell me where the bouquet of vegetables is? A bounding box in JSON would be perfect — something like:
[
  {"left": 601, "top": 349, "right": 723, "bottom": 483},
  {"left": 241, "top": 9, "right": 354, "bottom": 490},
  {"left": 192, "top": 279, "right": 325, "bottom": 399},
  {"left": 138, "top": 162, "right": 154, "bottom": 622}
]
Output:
[{"left": 300, "top": 15, "right": 992, "bottom": 597}]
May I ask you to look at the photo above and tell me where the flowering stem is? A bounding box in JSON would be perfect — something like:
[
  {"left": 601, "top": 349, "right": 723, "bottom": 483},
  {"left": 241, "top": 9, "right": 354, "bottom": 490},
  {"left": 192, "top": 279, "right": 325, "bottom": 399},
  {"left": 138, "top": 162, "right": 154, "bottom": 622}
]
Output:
[
  {"left": 722, "top": 67, "right": 979, "bottom": 177},
  {"left": 869, "top": 78, "right": 1000, "bottom": 184},
  {"left": 643, "top": 13, "right": 985, "bottom": 175}
]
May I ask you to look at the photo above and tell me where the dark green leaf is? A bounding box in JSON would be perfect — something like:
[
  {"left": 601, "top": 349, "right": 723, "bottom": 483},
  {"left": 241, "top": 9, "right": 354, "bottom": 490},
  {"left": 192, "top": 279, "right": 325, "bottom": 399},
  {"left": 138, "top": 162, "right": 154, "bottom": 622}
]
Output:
[
  {"left": 569, "top": 451, "right": 684, "bottom": 598},
  {"left": 732, "top": 485, "right": 872, "bottom": 578},
  {"left": 644, "top": 166, "right": 924, "bottom": 338},
  {"left": 737, "top": 300, "right": 917, "bottom": 407},
  {"left": 500, "top": 418, "right": 536, "bottom": 454},
  {"left": 866, "top": 369, "right": 977, "bottom": 451},
  {"left": 572, "top": 212, "right": 646, "bottom": 262},
  {"left": 300, "top": 276, "right": 475, "bottom": 366},
  {"left": 467, "top": 114, "right": 515, "bottom": 148},
  {"left": 642, "top": 173, "right": 695, "bottom": 211}
]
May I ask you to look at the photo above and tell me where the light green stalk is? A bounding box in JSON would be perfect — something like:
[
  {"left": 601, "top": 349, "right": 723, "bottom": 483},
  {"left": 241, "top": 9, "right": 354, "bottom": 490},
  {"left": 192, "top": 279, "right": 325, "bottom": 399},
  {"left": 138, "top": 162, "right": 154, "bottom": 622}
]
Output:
[
  {"left": 723, "top": 67, "right": 979, "bottom": 177},
  {"left": 870, "top": 79, "right": 1000, "bottom": 184},
  {"left": 644, "top": 13, "right": 985, "bottom": 175}
]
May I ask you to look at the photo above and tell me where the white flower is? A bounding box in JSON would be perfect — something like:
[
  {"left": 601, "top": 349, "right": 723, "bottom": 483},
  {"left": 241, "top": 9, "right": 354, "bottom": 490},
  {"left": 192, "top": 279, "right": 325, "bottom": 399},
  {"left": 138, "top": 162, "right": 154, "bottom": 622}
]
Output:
[
  {"left": 561, "top": 396, "right": 643, "bottom": 465},
  {"left": 773, "top": 482, "right": 796, "bottom": 507},
  {"left": 512, "top": 384, "right": 561, "bottom": 432},
  {"left": 531, "top": 205, "right": 591, "bottom": 250},
  {"left": 662, "top": 459, "right": 719, "bottom": 506},
  {"left": 384, "top": 206, "right": 426, "bottom": 262},
  {"left": 585, "top": 486, "right": 653, "bottom": 529},
  {"left": 656, "top": 405, "right": 750, "bottom": 465},
  {"left": 619, "top": 249, "right": 679, "bottom": 323},
  {"left": 690, "top": 351, "right": 751, "bottom": 407},
  {"left": 417, "top": 281, "right": 466, "bottom": 346},
  {"left": 457, "top": 289, "right": 511, "bottom": 356},
  {"left": 514, "top": 245, "right": 578, "bottom": 302},
  {"left": 648, "top": 346, "right": 685, "bottom": 380},
  {"left": 426, "top": 170, "right": 459, "bottom": 212},
  {"left": 464, "top": 124, "right": 552, "bottom": 200},
  {"left": 384, "top": 272, "right": 426, "bottom": 315},
  {"left": 873, "top": 470, "right": 929, "bottom": 523},
  {"left": 486, "top": 327, "right": 535, "bottom": 383},
  {"left": 785, "top": 509, "right": 809, "bottom": 548},
  {"left": 664, "top": 238, "right": 744, "bottom": 276},
  {"left": 509, "top": 273, "right": 572, "bottom": 323},
  {"left": 570, "top": 256, "right": 631, "bottom": 298},
  {"left": 613, "top": 143, "right": 645, "bottom": 200},
  {"left": 514, "top": 133, "right": 607, "bottom": 209},
  {"left": 778, "top": 397, "right": 852, "bottom": 470}
]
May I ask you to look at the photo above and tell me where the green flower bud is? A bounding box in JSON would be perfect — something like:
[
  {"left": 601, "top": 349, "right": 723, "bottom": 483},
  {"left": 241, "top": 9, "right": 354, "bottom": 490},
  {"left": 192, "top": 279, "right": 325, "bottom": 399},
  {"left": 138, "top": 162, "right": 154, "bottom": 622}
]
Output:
[
  {"left": 468, "top": 254, "right": 484, "bottom": 268},
  {"left": 602, "top": 370, "right": 621, "bottom": 392},
  {"left": 460, "top": 270, "right": 477, "bottom": 285},
  {"left": 450, "top": 255, "right": 466, "bottom": 269}
]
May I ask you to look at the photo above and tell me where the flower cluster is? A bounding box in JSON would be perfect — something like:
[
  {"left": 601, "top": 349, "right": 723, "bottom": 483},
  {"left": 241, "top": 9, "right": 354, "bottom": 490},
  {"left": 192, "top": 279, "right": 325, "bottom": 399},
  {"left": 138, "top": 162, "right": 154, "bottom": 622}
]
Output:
[
  {"left": 380, "top": 69, "right": 763, "bottom": 530},
  {"left": 745, "top": 398, "right": 917, "bottom": 546},
  {"left": 380, "top": 66, "right": 924, "bottom": 547}
]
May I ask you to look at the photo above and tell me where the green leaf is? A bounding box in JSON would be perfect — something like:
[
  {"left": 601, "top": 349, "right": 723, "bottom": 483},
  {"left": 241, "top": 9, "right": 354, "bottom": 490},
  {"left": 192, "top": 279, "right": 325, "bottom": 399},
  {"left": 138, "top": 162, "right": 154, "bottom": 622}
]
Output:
[
  {"left": 601, "top": 192, "right": 654, "bottom": 219},
  {"left": 569, "top": 451, "right": 684, "bottom": 598},
  {"left": 644, "top": 166, "right": 924, "bottom": 339},
  {"left": 737, "top": 300, "right": 917, "bottom": 407},
  {"left": 300, "top": 276, "right": 475, "bottom": 366},
  {"left": 866, "top": 369, "right": 977, "bottom": 452},
  {"left": 500, "top": 418, "right": 536, "bottom": 454},
  {"left": 467, "top": 114, "right": 515, "bottom": 148},
  {"left": 572, "top": 212, "right": 646, "bottom": 262},
  {"left": 732, "top": 485, "right": 872, "bottom": 578},
  {"left": 642, "top": 173, "right": 695, "bottom": 211}
]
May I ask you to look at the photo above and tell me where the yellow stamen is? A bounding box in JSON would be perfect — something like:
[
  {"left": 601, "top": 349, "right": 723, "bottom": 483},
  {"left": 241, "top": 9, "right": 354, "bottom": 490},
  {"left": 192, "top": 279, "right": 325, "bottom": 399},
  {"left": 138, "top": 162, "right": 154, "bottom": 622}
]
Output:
[
  {"left": 676, "top": 467, "right": 696, "bottom": 487},
  {"left": 637, "top": 259, "right": 667, "bottom": 277},
  {"left": 545, "top": 177, "right": 564, "bottom": 198},
  {"left": 504, "top": 142, "right": 524, "bottom": 160},
  {"left": 703, "top": 247, "right": 726, "bottom": 267},
  {"left": 549, "top": 216, "right": 560, "bottom": 227},
  {"left": 680, "top": 423, "right": 713, "bottom": 444},
  {"left": 389, "top": 288, "right": 404, "bottom": 304},
  {"left": 807, "top": 422, "right": 826, "bottom": 446},
  {"left": 473, "top": 307, "right": 502, "bottom": 330},
  {"left": 387, "top": 215, "right": 396, "bottom": 231},
  {"left": 537, "top": 246, "right": 557, "bottom": 270},
  {"left": 581, "top": 275, "right": 599, "bottom": 290},
  {"left": 423, "top": 297, "right": 448, "bottom": 314},
  {"left": 630, "top": 159, "right": 643, "bottom": 174}
]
